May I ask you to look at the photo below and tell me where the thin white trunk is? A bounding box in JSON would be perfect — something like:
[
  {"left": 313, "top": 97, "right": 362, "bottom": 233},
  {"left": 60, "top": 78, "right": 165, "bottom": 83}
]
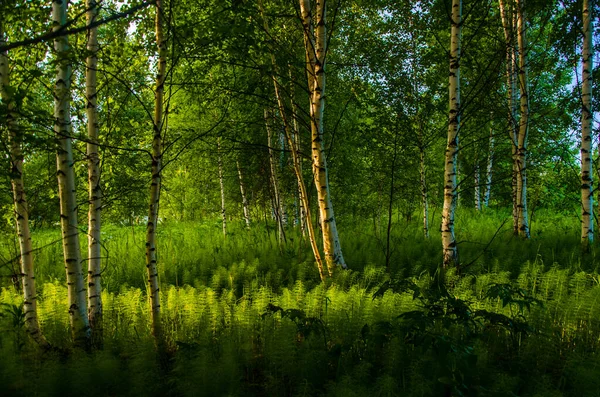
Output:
[
  {"left": 474, "top": 162, "right": 481, "bottom": 211},
  {"left": 1, "top": 24, "right": 49, "bottom": 348},
  {"left": 218, "top": 138, "right": 227, "bottom": 237},
  {"left": 419, "top": 139, "right": 429, "bottom": 239},
  {"left": 145, "top": 0, "right": 166, "bottom": 343},
  {"left": 484, "top": 122, "right": 494, "bottom": 207},
  {"left": 85, "top": 0, "right": 102, "bottom": 343},
  {"left": 516, "top": 0, "right": 530, "bottom": 238},
  {"left": 499, "top": 0, "right": 520, "bottom": 233},
  {"left": 237, "top": 160, "right": 251, "bottom": 228},
  {"left": 53, "top": 0, "right": 90, "bottom": 345},
  {"left": 265, "top": 110, "right": 285, "bottom": 242},
  {"left": 442, "top": 0, "right": 461, "bottom": 268},
  {"left": 581, "top": 0, "right": 594, "bottom": 243},
  {"left": 300, "top": 0, "right": 347, "bottom": 274},
  {"left": 289, "top": 67, "right": 306, "bottom": 236},
  {"left": 260, "top": 0, "right": 326, "bottom": 279}
]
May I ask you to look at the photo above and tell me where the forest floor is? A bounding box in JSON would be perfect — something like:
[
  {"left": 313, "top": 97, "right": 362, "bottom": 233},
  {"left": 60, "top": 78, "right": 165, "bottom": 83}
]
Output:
[{"left": 0, "top": 209, "right": 599, "bottom": 396}]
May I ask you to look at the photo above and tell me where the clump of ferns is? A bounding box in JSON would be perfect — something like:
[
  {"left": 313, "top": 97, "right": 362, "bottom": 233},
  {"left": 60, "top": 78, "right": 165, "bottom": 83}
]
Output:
[
  {"left": 0, "top": 303, "right": 27, "bottom": 352},
  {"left": 368, "top": 278, "right": 543, "bottom": 396}
]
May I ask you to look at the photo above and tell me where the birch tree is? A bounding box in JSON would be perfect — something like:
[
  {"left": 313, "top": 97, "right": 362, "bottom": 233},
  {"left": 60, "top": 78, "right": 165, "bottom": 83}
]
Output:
[
  {"left": 1, "top": 22, "right": 48, "bottom": 348},
  {"left": 265, "top": 110, "right": 285, "bottom": 243},
  {"left": 299, "top": 0, "right": 347, "bottom": 274},
  {"left": 85, "top": 0, "right": 102, "bottom": 343},
  {"left": 483, "top": 120, "right": 494, "bottom": 207},
  {"left": 498, "top": 0, "right": 519, "bottom": 233},
  {"left": 217, "top": 137, "right": 227, "bottom": 237},
  {"left": 580, "top": 0, "right": 593, "bottom": 244},
  {"left": 515, "top": 0, "right": 530, "bottom": 238},
  {"left": 260, "top": 0, "right": 326, "bottom": 279},
  {"left": 237, "top": 160, "right": 251, "bottom": 228},
  {"left": 53, "top": 0, "right": 90, "bottom": 344},
  {"left": 145, "top": 0, "right": 167, "bottom": 343},
  {"left": 441, "top": 0, "right": 461, "bottom": 268}
]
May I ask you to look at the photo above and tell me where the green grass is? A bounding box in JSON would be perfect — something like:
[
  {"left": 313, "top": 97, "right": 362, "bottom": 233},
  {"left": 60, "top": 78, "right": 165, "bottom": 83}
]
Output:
[{"left": 0, "top": 208, "right": 599, "bottom": 396}]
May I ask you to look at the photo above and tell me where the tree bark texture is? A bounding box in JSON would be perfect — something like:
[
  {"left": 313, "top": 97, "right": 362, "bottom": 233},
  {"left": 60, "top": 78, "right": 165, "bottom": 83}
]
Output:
[
  {"left": 85, "top": 0, "right": 102, "bottom": 343},
  {"left": 260, "top": 0, "right": 326, "bottom": 280},
  {"left": 484, "top": 121, "right": 494, "bottom": 207},
  {"left": 52, "top": 0, "right": 90, "bottom": 345},
  {"left": 441, "top": 0, "right": 461, "bottom": 268},
  {"left": 145, "top": 0, "right": 166, "bottom": 343},
  {"left": 265, "top": 110, "right": 285, "bottom": 243},
  {"left": 217, "top": 138, "right": 227, "bottom": 237},
  {"left": 581, "top": 0, "right": 594, "bottom": 243},
  {"left": 300, "top": 0, "right": 347, "bottom": 274},
  {"left": 516, "top": 0, "right": 530, "bottom": 238},
  {"left": 1, "top": 24, "right": 49, "bottom": 348},
  {"left": 237, "top": 160, "right": 251, "bottom": 228}
]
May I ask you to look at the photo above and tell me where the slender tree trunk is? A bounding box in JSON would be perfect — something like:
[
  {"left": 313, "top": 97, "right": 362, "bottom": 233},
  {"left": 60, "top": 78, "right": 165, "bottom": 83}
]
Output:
[
  {"left": 385, "top": 133, "right": 399, "bottom": 272},
  {"left": 441, "top": 0, "right": 461, "bottom": 268},
  {"left": 499, "top": 0, "right": 519, "bottom": 233},
  {"left": 260, "top": 1, "right": 326, "bottom": 280},
  {"left": 418, "top": 135, "right": 429, "bottom": 238},
  {"left": 474, "top": 161, "right": 481, "bottom": 211},
  {"left": 300, "top": 0, "right": 347, "bottom": 274},
  {"left": 52, "top": 0, "right": 90, "bottom": 345},
  {"left": 145, "top": 0, "right": 167, "bottom": 343},
  {"left": 1, "top": 24, "right": 49, "bottom": 348},
  {"left": 85, "top": 0, "right": 102, "bottom": 345},
  {"left": 484, "top": 120, "right": 494, "bottom": 207},
  {"left": 581, "top": 0, "right": 594, "bottom": 244},
  {"left": 289, "top": 66, "right": 306, "bottom": 236},
  {"left": 217, "top": 138, "right": 227, "bottom": 237},
  {"left": 265, "top": 111, "right": 285, "bottom": 243},
  {"left": 237, "top": 160, "right": 251, "bottom": 228},
  {"left": 516, "top": 0, "right": 530, "bottom": 238}
]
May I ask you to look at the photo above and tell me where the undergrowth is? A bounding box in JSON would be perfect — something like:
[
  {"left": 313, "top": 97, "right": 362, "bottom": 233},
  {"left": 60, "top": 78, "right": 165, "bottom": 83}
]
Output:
[{"left": 0, "top": 209, "right": 598, "bottom": 396}]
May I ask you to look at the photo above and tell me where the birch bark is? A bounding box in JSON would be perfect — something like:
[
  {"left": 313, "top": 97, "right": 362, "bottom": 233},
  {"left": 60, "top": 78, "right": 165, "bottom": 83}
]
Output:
[
  {"left": 581, "top": 0, "right": 594, "bottom": 243},
  {"left": 441, "top": 0, "right": 461, "bottom": 268},
  {"left": 499, "top": 0, "right": 519, "bottom": 233},
  {"left": 52, "top": 0, "right": 90, "bottom": 344},
  {"left": 85, "top": 0, "right": 102, "bottom": 343},
  {"left": 217, "top": 138, "right": 227, "bottom": 237},
  {"left": 1, "top": 24, "right": 48, "bottom": 348},
  {"left": 265, "top": 110, "right": 285, "bottom": 243},
  {"left": 516, "top": 0, "right": 530, "bottom": 238},
  {"left": 300, "top": 0, "right": 347, "bottom": 274},
  {"left": 484, "top": 122, "right": 494, "bottom": 207},
  {"left": 145, "top": 0, "right": 167, "bottom": 342},
  {"left": 237, "top": 160, "right": 251, "bottom": 228}
]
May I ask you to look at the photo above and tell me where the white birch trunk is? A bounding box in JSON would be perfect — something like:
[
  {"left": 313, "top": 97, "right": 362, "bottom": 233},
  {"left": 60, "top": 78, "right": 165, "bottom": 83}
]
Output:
[
  {"left": 581, "top": 0, "right": 594, "bottom": 243},
  {"left": 218, "top": 138, "right": 227, "bottom": 237},
  {"left": 237, "top": 160, "right": 251, "bottom": 228},
  {"left": 483, "top": 122, "right": 494, "bottom": 207},
  {"left": 516, "top": 0, "right": 530, "bottom": 238},
  {"left": 265, "top": 110, "right": 285, "bottom": 242},
  {"left": 260, "top": 1, "right": 326, "bottom": 279},
  {"left": 474, "top": 161, "right": 481, "bottom": 211},
  {"left": 441, "top": 0, "right": 461, "bottom": 268},
  {"left": 1, "top": 25, "right": 49, "bottom": 348},
  {"left": 419, "top": 140, "right": 429, "bottom": 239},
  {"left": 85, "top": 0, "right": 102, "bottom": 343},
  {"left": 499, "top": 0, "right": 520, "bottom": 233},
  {"left": 300, "top": 0, "right": 347, "bottom": 274},
  {"left": 53, "top": 0, "right": 90, "bottom": 345},
  {"left": 289, "top": 66, "right": 306, "bottom": 236},
  {"left": 145, "top": 0, "right": 166, "bottom": 343}
]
